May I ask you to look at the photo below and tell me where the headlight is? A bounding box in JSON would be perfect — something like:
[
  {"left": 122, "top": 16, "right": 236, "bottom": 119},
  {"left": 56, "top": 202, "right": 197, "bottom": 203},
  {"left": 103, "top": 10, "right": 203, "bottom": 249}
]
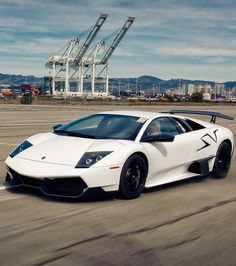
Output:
[
  {"left": 75, "top": 151, "right": 112, "bottom": 168},
  {"left": 10, "top": 140, "right": 33, "bottom": 158}
]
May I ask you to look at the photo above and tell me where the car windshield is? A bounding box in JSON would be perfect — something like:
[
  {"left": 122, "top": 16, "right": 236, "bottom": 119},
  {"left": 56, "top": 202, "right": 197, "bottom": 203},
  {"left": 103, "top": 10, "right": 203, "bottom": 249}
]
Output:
[{"left": 54, "top": 114, "right": 147, "bottom": 140}]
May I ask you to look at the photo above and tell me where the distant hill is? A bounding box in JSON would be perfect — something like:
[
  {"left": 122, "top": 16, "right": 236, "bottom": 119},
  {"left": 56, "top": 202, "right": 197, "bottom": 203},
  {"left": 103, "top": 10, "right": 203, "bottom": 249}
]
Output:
[
  {"left": 224, "top": 81, "right": 236, "bottom": 88},
  {"left": 0, "top": 73, "right": 43, "bottom": 86},
  {"left": 1, "top": 73, "right": 236, "bottom": 90},
  {"left": 110, "top": 76, "right": 236, "bottom": 91},
  {"left": 138, "top": 75, "right": 162, "bottom": 82}
]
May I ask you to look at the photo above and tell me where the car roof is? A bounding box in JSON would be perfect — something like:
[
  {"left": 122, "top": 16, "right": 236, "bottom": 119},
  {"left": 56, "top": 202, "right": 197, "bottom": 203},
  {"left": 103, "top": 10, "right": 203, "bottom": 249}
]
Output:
[
  {"left": 98, "top": 110, "right": 214, "bottom": 127},
  {"left": 99, "top": 110, "right": 161, "bottom": 119}
]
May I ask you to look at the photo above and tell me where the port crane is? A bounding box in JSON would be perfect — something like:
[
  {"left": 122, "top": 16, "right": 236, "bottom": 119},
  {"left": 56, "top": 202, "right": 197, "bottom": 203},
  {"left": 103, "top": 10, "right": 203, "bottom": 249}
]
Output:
[
  {"left": 46, "top": 13, "right": 108, "bottom": 94},
  {"left": 46, "top": 14, "right": 134, "bottom": 96},
  {"left": 73, "top": 13, "right": 108, "bottom": 65},
  {"left": 76, "top": 16, "right": 135, "bottom": 96},
  {"left": 100, "top": 16, "right": 135, "bottom": 65}
]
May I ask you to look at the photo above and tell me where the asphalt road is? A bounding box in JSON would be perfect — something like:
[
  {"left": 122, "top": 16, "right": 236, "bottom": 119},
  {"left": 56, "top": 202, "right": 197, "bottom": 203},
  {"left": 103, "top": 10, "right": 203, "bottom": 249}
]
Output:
[{"left": 0, "top": 104, "right": 235, "bottom": 266}]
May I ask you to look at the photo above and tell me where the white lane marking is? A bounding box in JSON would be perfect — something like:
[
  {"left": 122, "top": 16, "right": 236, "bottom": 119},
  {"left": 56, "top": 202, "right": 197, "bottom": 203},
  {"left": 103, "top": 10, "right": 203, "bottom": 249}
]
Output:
[
  {"left": 0, "top": 195, "right": 25, "bottom": 202},
  {"left": 0, "top": 185, "right": 25, "bottom": 202},
  {"left": 0, "top": 123, "right": 56, "bottom": 126},
  {"left": 0, "top": 185, "right": 22, "bottom": 191},
  {"left": 0, "top": 142, "right": 17, "bottom": 146}
]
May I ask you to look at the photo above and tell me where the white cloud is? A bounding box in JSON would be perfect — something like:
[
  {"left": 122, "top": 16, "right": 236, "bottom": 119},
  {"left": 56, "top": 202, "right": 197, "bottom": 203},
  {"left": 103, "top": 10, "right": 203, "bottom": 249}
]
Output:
[
  {"left": 0, "top": 37, "right": 70, "bottom": 56},
  {"left": 0, "top": 0, "right": 236, "bottom": 81},
  {"left": 157, "top": 46, "right": 236, "bottom": 58}
]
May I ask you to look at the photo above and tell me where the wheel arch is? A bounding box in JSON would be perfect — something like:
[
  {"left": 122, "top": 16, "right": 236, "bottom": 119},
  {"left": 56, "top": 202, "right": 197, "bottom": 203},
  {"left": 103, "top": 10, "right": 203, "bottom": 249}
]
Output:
[
  {"left": 208, "top": 138, "right": 233, "bottom": 173},
  {"left": 218, "top": 139, "right": 233, "bottom": 158},
  {"left": 131, "top": 152, "right": 149, "bottom": 174},
  {"left": 223, "top": 139, "right": 232, "bottom": 153},
  {"left": 212, "top": 138, "right": 232, "bottom": 178}
]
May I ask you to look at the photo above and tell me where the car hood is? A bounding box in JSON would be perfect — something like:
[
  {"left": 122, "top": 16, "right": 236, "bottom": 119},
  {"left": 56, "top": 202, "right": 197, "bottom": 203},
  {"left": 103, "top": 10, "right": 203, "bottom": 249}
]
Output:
[{"left": 17, "top": 134, "right": 125, "bottom": 166}]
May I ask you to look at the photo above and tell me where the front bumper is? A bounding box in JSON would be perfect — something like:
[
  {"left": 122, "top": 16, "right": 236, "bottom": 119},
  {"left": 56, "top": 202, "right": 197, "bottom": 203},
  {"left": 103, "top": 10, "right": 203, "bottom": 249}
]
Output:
[
  {"left": 5, "top": 167, "right": 107, "bottom": 198},
  {"left": 5, "top": 156, "right": 121, "bottom": 193}
]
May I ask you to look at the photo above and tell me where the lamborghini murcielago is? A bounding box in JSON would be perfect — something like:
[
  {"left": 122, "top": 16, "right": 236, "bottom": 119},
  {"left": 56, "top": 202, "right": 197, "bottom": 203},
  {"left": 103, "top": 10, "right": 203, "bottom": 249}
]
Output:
[{"left": 5, "top": 110, "right": 234, "bottom": 199}]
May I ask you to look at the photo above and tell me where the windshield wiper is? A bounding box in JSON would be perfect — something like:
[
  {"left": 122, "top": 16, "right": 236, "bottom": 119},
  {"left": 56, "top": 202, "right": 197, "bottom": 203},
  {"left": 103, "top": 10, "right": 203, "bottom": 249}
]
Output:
[
  {"left": 68, "top": 132, "right": 95, "bottom": 138},
  {"left": 54, "top": 129, "right": 68, "bottom": 134},
  {"left": 54, "top": 130, "right": 95, "bottom": 139}
]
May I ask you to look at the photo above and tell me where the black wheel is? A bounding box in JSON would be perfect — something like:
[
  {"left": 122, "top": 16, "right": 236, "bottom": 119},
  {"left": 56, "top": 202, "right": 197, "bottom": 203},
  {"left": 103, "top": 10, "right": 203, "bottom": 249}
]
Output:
[
  {"left": 118, "top": 154, "right": 147, "bottom": 199},
  {"left": 213, "top": 142, "right": 231, "bottom": 179}
]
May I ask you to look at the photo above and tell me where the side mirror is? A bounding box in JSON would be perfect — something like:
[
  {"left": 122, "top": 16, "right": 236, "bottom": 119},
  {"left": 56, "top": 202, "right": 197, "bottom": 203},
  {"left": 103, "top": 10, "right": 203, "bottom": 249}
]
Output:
[
  {"left": 141, "top": 134, "right": 175, "bottom": 143},
  {"left": 53, "top": 124, "right": 63, "bottom": 131}
]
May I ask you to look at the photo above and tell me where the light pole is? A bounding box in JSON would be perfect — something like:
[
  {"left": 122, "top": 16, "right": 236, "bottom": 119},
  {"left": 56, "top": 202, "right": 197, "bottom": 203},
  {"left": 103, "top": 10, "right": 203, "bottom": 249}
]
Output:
[{"left": 118, "top": 80, "right": 121, "bottom": 97}]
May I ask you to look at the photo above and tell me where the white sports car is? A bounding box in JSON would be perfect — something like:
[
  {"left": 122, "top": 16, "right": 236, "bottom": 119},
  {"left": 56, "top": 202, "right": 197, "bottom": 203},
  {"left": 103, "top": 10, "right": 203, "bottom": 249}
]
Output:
[{"left": 5, "top": 110, "right": 234, "bottom": 199}]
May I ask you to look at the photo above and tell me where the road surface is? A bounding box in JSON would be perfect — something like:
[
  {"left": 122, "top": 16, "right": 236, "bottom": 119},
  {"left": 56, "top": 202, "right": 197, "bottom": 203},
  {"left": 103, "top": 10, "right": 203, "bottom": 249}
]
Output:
[{"left": 0, "top": 104, "right": 235, "bottom": 266}]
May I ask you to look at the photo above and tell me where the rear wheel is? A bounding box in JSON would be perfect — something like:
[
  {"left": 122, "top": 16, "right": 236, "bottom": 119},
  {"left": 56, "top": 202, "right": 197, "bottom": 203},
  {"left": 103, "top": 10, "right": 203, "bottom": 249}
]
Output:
[
  {"left": 213, "top": 142, "right": 231, "bottom": 179},
  {"left": 118, "top": 154, "right": 147, "bottom": 199}
]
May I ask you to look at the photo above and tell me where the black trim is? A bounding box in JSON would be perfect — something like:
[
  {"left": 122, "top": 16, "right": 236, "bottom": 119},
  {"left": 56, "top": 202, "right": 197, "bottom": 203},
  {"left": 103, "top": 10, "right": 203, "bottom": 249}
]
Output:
[
  {"left": 40, "top": 177, "right": 87, "bottom": 197},
  {"left": 5, "top": 168, "right": 109, "bottom": 198},
  {"left": 162, "top": 110, "right": 234, "bottom": 124},
  {"left": 188, "top": 156, "right": 214, "bottom": 176},
  {"left": 185, "top": 119, "right": 205, "bottom": 131}
]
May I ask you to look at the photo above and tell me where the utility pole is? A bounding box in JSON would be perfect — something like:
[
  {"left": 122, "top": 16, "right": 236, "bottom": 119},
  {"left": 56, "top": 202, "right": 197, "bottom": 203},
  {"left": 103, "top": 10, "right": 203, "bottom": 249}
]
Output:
[{"left": 118, "top": 79, "right": 121, "bottom": 97}]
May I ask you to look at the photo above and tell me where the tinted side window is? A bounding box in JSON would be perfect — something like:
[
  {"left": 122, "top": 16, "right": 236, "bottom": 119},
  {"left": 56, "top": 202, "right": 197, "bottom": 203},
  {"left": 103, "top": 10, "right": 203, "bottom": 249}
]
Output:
[
  {"left": 172, "top": 117, "right": 192, "bottom": 133},
  {"left": 185, "top": 119, "right": 205, "bottom": 130},
  {"left": 144, "top": 117, "right": 180, "bottom": 137}
]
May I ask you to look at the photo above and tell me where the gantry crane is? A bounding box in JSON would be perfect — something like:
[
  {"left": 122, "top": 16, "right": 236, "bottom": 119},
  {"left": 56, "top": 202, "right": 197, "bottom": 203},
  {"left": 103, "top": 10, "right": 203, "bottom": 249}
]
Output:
[
  {"left": 46, "top": 38, "right": 80, "bottom": 94},
  {"left": 46, "top": 13, "right": 108, "bottom": 95},
  {"left": 73, "top": 13, "right": 108, "bottom": 65},
  {"left": 76, "top": 16, "right": 135, "bottom": 96},
  {"left": 100, "top": 16, "right": 135, "bottom": 64}
]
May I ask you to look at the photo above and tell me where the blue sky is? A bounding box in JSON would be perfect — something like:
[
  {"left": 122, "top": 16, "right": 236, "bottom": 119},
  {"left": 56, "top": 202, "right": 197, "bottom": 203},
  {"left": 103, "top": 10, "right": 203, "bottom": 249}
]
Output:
[{"left": 0, "top": 0, "right": 236, "bottom": 81}]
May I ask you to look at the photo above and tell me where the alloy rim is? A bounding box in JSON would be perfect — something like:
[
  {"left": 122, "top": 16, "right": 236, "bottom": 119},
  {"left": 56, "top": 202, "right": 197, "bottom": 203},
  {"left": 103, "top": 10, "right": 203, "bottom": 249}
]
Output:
[
  {"left": 218, "top": 147, "right": 230, "bottom": 174},
  {"left": 125, "top": 163, "right": 142, "bottom": 192}
]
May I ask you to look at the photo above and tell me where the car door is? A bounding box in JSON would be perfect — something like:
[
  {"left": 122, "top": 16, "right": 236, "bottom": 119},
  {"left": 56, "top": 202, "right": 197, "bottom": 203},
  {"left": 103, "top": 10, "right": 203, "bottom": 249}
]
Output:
[{"left": 140, "top": 116, "right": 194, "bottom": 186}]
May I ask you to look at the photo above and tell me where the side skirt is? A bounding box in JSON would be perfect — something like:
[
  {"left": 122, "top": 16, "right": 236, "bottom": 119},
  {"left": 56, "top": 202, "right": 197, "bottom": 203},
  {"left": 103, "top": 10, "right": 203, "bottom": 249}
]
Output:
[{"left": 188, "top": 156, "right": 215, "bottom": 177}]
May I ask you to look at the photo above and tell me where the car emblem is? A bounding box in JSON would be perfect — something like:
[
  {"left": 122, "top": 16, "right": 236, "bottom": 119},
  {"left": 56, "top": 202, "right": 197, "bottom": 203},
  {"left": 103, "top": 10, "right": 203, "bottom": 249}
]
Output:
[{"left": 41, "top": 156, "right": 46, "bottom": 160}]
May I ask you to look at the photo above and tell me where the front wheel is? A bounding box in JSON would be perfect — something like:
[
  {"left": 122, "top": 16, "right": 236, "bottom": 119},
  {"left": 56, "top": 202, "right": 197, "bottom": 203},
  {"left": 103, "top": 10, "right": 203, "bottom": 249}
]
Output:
[
  {"left": 118, "top": 154, "right": 147, "bottom": 199},
  {"left": 213, "top": 142, "right": 231, "bottom": 179}
]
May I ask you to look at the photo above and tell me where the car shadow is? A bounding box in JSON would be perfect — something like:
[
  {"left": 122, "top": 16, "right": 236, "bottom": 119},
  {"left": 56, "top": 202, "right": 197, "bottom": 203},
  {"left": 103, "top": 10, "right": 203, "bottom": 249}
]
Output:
[
  {"left": 5, "top": 174, "right": 212, "bottom": 203},
  {"left": 6, "top": 186, "right": 116, "bottom": 204}
]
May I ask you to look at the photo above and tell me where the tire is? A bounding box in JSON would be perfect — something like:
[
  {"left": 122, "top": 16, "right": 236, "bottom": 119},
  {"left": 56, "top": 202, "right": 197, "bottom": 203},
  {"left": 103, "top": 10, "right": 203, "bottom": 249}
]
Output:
[
  {"left": 118, "top": 154, "right": 147, "bottom": 199},
  {"left": 213, "top": 142, "right": 231, "bottom": 179}
]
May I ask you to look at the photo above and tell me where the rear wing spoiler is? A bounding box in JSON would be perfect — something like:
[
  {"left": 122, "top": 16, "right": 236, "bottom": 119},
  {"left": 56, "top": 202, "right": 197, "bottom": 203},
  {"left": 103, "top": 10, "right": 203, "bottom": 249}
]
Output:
[{"left": 162, "top": 110, "right": 234, "bottom": 124}]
